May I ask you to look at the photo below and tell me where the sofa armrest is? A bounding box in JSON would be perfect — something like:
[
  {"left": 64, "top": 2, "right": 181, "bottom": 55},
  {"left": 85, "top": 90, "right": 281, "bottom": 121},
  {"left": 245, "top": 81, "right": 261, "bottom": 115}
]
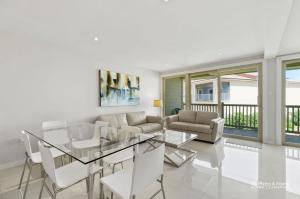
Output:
[
  {"left": 210, "top": 118, "right": 225, "bottom": 142},
  {"left": 146, "top": 115, "right": 163, "bottom": 125},
  {"left": 166, "top": 115, "right": 179, "bottom": 127}
]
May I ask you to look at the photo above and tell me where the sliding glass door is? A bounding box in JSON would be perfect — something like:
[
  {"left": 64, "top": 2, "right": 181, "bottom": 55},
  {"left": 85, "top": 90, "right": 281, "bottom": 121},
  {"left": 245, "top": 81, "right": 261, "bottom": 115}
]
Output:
[
  {"left": 283, "top": 60, "right": 300, "bottom": 146},
  {"left": 163, "top": 63, "right": 263, "bottom": 142},
  {"left": 163, "top": 76, "right": 186, "bottom": 116},
  {"left": 220, "top": 66, "right": 261, "bottom": 141}
]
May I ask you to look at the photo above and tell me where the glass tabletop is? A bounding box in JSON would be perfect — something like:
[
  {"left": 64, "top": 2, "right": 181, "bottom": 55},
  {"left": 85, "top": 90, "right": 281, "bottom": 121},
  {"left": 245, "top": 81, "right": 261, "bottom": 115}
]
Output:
[
  {"left": 152, "top": 129, "right": 198, "bottom": 147},
  {"left": 25, "top": 123, "right": 154, "bottom": 164}
]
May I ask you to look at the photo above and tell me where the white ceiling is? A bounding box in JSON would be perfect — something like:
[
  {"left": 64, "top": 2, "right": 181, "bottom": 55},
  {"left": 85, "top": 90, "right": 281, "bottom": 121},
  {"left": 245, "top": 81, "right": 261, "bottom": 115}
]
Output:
[{"left": 0, "top": 0, "right": 298, "bottom": 72}]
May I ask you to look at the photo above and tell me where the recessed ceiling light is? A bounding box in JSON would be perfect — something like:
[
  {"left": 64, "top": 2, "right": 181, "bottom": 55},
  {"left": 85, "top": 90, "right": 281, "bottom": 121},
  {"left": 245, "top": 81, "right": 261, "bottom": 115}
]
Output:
[
  {"left": 94, "top": 37, "right": 99, "bottom": 41},
  {"left": 164, "top": 0, "right": 168, "bottom": 2}
]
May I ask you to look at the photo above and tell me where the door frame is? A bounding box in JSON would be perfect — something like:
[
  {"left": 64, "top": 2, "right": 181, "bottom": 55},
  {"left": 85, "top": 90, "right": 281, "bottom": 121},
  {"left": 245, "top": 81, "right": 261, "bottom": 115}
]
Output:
[
  {"left": 162, "top": 75, "right": 186, "bottom": 117},
  {"left": 216, "top": 63, "right": 263, "bottom": 142},
  {"left": 281, "top": 59, "right": 300, "bottom": 147},
  {"left": 161, "top": 63, "right": 263, "bottom": 142}
]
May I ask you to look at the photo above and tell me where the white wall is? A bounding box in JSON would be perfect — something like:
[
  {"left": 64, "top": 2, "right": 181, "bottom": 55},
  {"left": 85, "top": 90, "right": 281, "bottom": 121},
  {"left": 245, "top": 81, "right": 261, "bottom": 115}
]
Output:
[
  {"left": 286, "top": 84, "right": 300, "bottom": 105},
  {"left": 0, "top": 32, "right": 161, "bottom": 169},
  {"left": 229, "top": 81, "right": 258, "bottom": 104}
]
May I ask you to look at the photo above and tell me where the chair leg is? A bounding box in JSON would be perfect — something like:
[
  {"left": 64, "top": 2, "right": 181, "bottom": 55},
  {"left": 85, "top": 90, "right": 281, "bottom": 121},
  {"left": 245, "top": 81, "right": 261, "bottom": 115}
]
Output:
[
  {"left": 101, "top": 169, "right": 104, "bottom": 178},
  {"left": 38, "top": 175, "right": 47, "bottom": 199},
  {"left": 110, "top": 165, "right": 115, "bottom": 199},
  {"left": 22, "top": 160, "right": 33, "bottom": 199},
  {"left": 112, "top": 164, "right": 116, "bottom": 173},
  {"left": 86, "top": 178, "right": 89, "bottom": 193},
  {"left": 120, "top": 162, "right": 124, "bottom": 169},
  {"left": 60, "top": 156, "right": 64, "bottom": 166},
  {"left": 18, "top": 156, "right": 28, "bottom": 189},
  {"left": 52, "top": 183, "right": 57, "bottom": 199},
  {"left": 160, "top": 175, "right": 166, "bottom": 199},
  {"left": 99, "top": 182, "right": 104, "bottom": 199}
]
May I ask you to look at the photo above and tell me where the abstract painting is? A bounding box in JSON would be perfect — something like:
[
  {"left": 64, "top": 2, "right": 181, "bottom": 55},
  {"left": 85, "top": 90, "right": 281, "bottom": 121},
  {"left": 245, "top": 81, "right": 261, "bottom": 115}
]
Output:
[{"left": 99, "top": 70, "right": 140, "bottom": 106}]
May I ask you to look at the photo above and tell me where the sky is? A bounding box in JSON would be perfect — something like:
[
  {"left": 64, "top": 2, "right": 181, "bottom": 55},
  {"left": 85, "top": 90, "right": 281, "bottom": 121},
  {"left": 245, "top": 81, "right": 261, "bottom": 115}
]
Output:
[{"left": 286, "top": 69, "right": 300, "bottom": 80}]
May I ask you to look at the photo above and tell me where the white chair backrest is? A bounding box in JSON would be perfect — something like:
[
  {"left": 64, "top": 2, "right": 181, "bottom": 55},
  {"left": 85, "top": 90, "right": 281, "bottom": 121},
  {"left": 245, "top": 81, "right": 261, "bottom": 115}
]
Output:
[
  {"left": 42, "top": 120, "right": 67, "bottom": 130},
  {"left": 38, "top": 141, "right": 57, "bottom": 184},
  {"left": 21, "top": 131, "right": 33, "bottom": 159},
  {"left": 94, "top": 121, "right": 110, "bottom": 139},
  {"left": 130, "top": 144, "right": 165, "bottom": 196},
  {"left": 42, "top": 120, "right": 70, "bottom": 145}
]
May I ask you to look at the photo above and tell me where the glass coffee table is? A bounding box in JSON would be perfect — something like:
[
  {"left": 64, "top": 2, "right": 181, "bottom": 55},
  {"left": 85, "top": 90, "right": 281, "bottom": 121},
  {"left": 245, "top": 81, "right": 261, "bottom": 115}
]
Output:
[{"left": 151, "top": 129, "right": 198, "bottom": 167}]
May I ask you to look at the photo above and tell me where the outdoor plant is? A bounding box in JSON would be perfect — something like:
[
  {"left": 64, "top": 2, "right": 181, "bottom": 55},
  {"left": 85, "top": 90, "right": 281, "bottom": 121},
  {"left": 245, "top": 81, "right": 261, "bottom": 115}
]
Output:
[
  {"left": 286, "top": 111, "right": 300, "bottom": 132},
  {"left": 225, "top": 112, "right": 258, "bottom": 129}
]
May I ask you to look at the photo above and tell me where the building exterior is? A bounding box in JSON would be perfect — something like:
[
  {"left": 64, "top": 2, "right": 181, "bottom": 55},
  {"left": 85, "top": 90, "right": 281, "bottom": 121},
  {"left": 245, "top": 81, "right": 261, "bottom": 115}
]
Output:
[{"left": 191, "top": 73, "right": 300, "bottom": 105}]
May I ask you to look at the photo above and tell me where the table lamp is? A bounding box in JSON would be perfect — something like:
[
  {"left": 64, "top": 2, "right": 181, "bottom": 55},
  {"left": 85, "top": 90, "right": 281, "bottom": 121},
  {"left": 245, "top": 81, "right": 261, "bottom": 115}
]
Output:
[
  {"left": 153, "top": 99, "right": 161, "bottom": 116},
  {"left": 153, "top": 99, "right": 161, "bottom": 108}
]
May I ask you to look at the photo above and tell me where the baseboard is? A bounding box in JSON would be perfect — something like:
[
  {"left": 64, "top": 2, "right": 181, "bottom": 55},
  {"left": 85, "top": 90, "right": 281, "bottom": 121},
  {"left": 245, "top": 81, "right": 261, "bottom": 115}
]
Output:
[{"left": 0, "top": 159, "right": 24, "bottom": 171}]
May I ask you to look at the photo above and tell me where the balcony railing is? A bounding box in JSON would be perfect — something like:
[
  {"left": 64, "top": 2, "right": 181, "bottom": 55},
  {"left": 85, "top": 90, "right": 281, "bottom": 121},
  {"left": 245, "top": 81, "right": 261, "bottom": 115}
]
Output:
[
  {"left": 190, "top": 103, "right": 218, "bottom": 112},
  {"left": 286, "top": 105, "right": 300, "bottom": 133},
  {"left": 189, "top": 103, "right": 258, "bottom": 130},
  {"left": 187, "top": 103, "right": 300, "bottom": 133}
]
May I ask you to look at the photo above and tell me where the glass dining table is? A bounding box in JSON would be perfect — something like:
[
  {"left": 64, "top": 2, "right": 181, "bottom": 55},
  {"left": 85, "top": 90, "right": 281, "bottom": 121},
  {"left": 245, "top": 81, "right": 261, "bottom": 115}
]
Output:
[{"left": 24, "top": 122, "right": 155, "bottom": 199}]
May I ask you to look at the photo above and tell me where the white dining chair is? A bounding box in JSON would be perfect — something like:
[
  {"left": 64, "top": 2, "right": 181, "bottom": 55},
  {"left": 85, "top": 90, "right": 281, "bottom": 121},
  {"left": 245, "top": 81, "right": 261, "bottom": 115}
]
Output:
[
  {"left": 18, "top": 131, "right": 66, "bottom": 199},
  {"left": 103, "top": 147, "right": 133, "bottom": 173},
  {"left": 38, "top": 141, "right": 103, "bottom": 199},
  {"left": 42, "top": 120, "right": 70, "bottom": 145},
  {"left": 71, "top": 121, "right": 110, "bottom": 150},
  {"left": 42, "top": 120, "right": 71, "bottom": 164},
  {"left": 100, "top": 144, "right": 166, "bottom": 199}
]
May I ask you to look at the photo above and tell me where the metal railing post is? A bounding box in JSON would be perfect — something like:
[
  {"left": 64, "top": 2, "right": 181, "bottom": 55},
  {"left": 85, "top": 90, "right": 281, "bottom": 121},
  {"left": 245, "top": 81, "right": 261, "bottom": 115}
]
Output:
[{"left": 221, "top": 102, "right": 224, "bottom": 118}]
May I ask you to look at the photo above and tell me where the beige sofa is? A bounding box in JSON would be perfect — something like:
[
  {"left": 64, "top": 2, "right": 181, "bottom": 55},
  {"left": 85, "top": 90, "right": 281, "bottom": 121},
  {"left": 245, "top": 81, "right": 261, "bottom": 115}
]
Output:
[
  {"left": 166, "top": 110, "right": 225, "bottom": 143},
  {"left": 96, "top": 111, "right": 163, "bottom": 136}
]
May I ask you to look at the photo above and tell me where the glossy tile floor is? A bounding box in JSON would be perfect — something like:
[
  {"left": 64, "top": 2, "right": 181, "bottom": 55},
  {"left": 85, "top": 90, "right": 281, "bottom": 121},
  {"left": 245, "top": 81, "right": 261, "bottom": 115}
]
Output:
[{"left": 2, "top": 138, "right": 300, "bottom": 199}]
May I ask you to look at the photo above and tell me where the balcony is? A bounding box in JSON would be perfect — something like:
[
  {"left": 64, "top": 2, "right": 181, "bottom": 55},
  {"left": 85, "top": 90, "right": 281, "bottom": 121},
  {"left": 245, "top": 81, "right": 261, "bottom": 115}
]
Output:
[{"left": 186, "top": 103, "right": 300, "bottom": 143}]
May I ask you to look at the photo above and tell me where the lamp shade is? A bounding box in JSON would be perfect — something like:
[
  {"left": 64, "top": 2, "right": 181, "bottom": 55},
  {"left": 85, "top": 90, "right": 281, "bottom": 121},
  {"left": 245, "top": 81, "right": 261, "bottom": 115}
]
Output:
[{"left": 153, "top": 99, "right": 161, "bottom": 107}]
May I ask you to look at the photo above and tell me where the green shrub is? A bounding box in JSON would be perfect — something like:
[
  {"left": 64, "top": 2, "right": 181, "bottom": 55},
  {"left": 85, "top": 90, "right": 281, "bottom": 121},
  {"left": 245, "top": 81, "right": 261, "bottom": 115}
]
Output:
[
  {"left": 225, "top": 112, "right": 258, "bottom": 129},
  {"left": 286, "top": 111, "right": 300, "bottom": 132}
]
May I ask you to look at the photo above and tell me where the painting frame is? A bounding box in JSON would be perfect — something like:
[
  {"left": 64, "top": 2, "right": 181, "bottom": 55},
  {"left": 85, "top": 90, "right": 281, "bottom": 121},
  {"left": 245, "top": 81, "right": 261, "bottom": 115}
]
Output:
[{"left": 99, "top": 69, "right": 140, "bottom": 107}]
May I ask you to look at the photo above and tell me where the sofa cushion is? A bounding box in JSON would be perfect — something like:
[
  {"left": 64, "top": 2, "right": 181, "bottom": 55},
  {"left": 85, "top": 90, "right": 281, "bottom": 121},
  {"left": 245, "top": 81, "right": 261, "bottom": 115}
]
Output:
[
  {"left": 117, "top": 126, "right": 142, "bottom": 140},
  {"left": 168, "top": 121, "right": 191, "bottom": 131},
  {"left": 97, "top": 114, "right": 119, "bottom": 128},
  {"left": 178, "top": 110, "right": 197, "bottom": 123},
  {"left": 97, "top": 113, "right": 128, "bottom": 129},
  {"left": 116, "top": 113, "right": 128, "bottom": 127},
  {"left": 126, "top": 111, "right": 147, "bottom": 126},
  {"left": 187, "top": 124, "right": 212, "bottom": 134},
  {"left": 135, "top": 123, "right": 162, "bottom": 133},
  {"left": 196, "top": 111, "right": 219, "bottom": 125}
]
